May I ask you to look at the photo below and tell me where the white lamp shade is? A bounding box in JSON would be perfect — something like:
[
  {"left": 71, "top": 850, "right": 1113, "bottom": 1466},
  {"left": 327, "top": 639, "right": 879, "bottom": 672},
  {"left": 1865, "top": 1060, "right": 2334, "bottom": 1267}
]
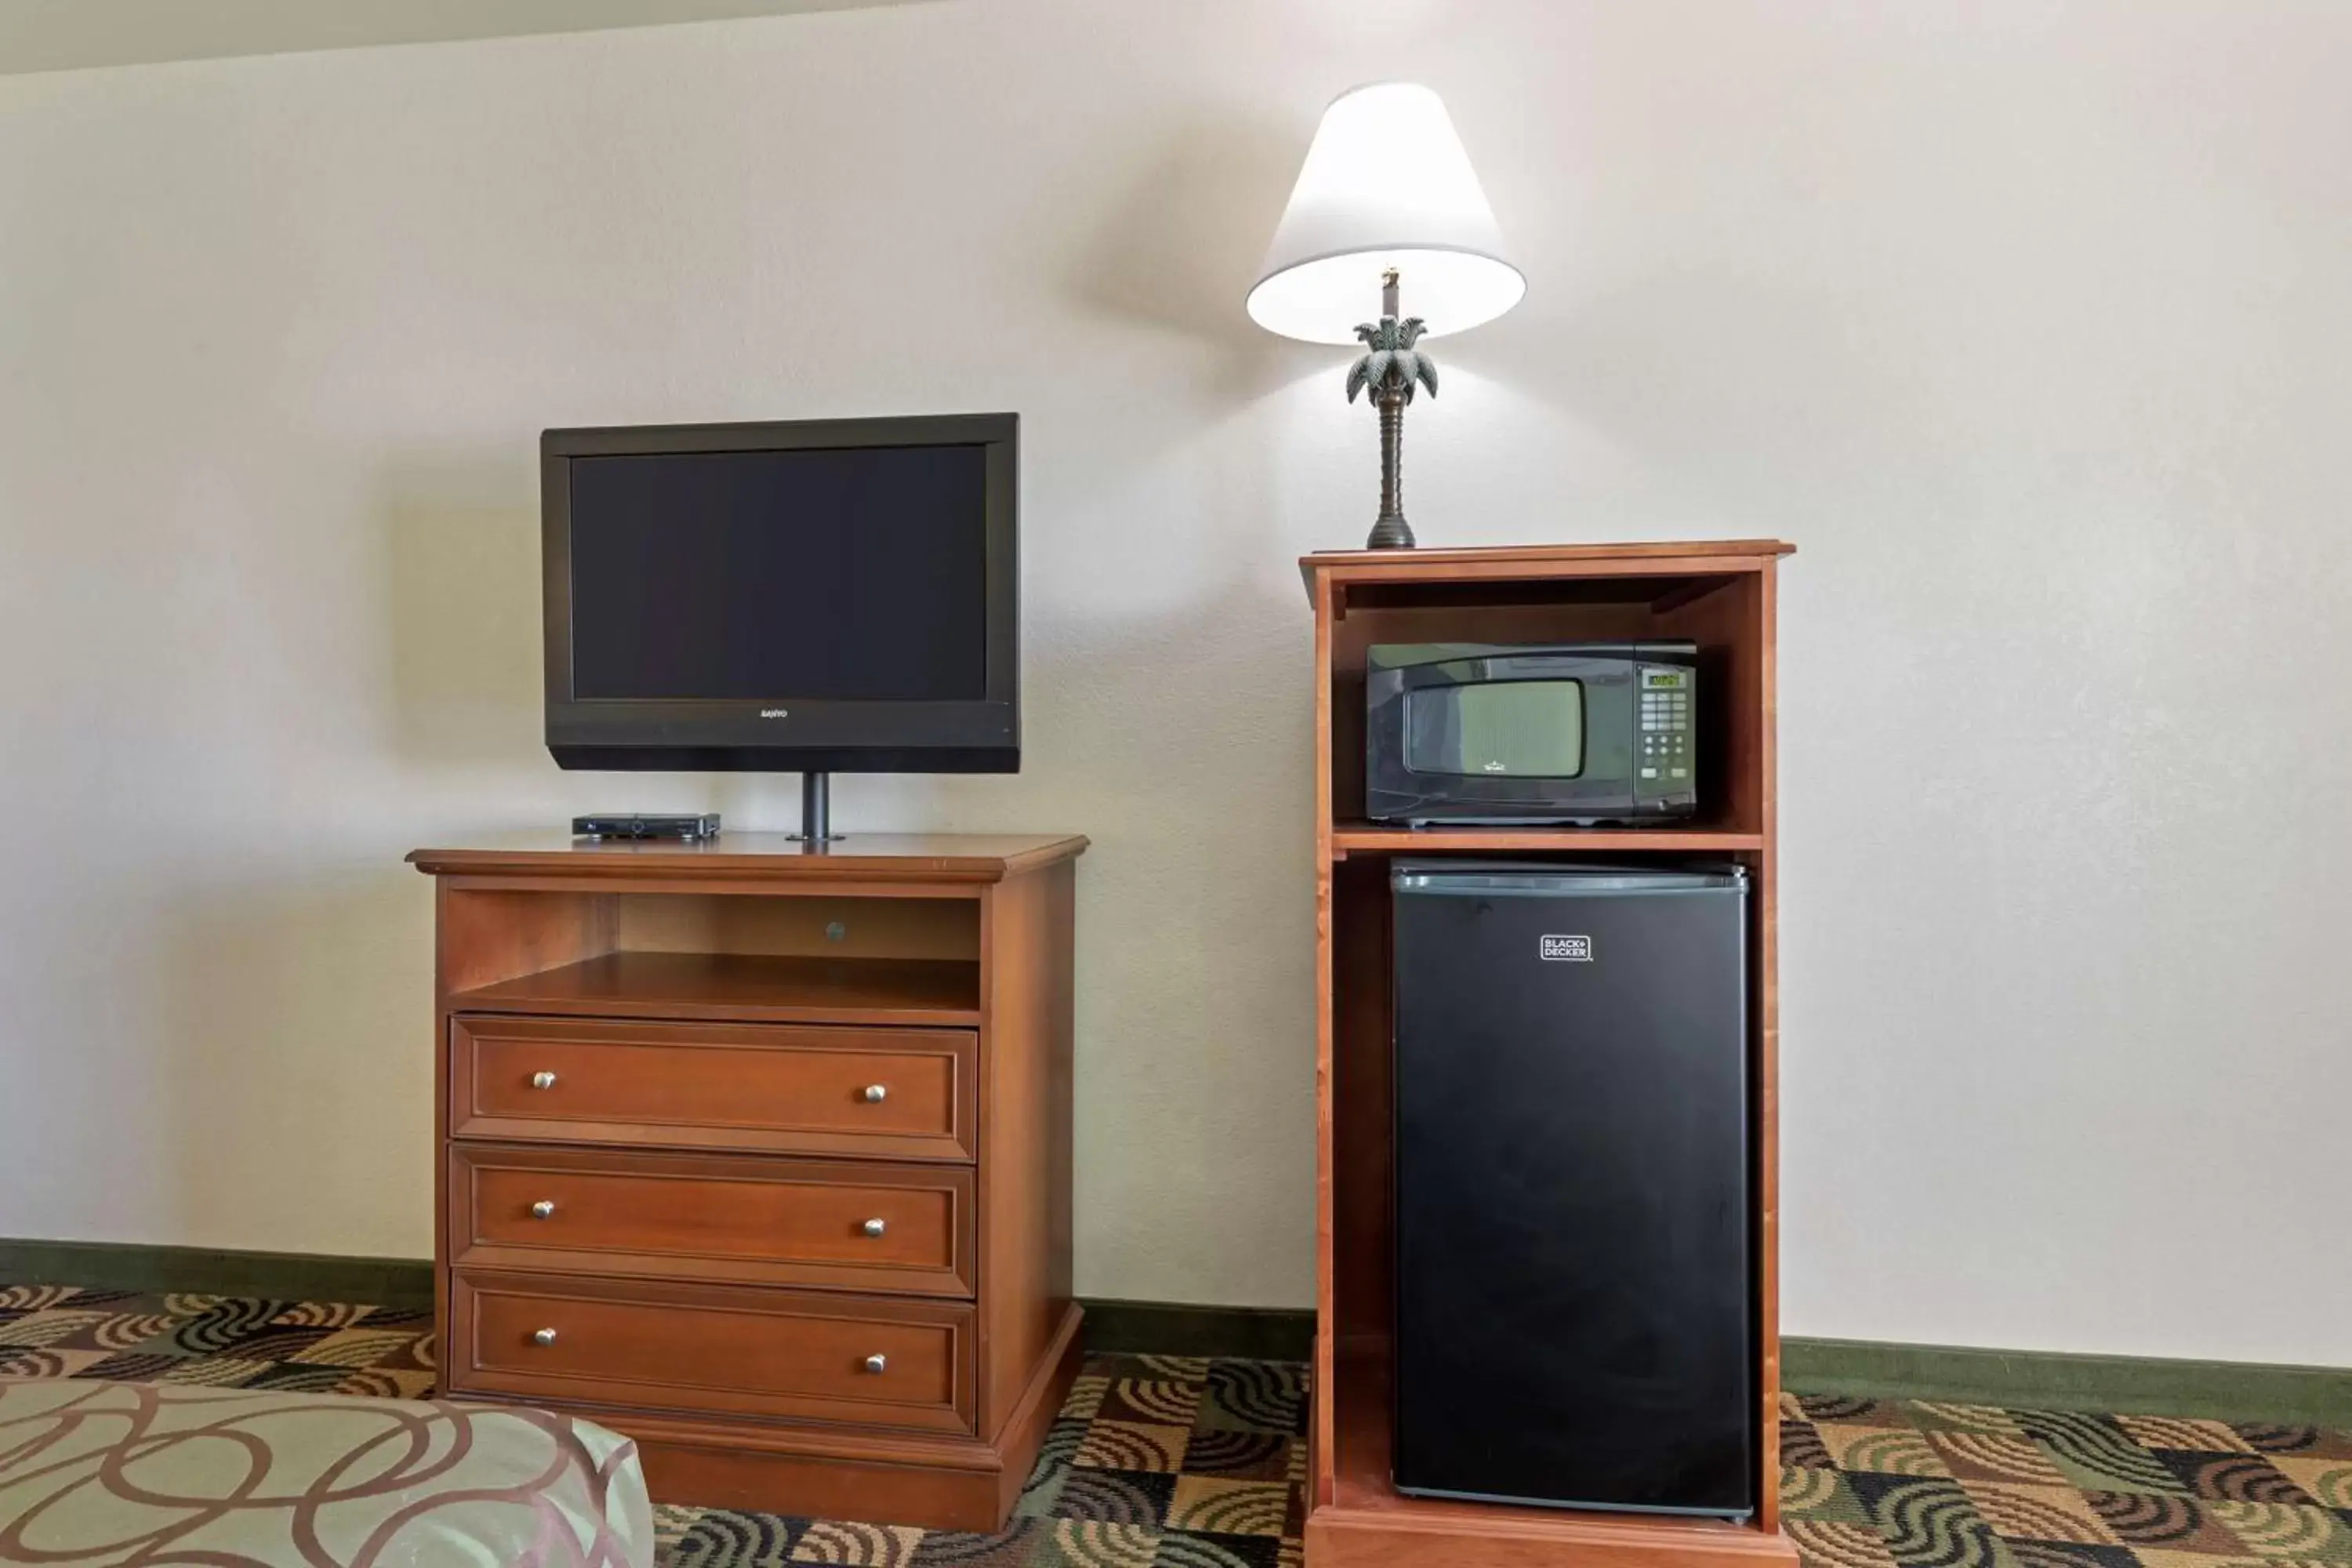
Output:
[{"left": 1248, "top": 82, "right": 1525, "bottom": 346}]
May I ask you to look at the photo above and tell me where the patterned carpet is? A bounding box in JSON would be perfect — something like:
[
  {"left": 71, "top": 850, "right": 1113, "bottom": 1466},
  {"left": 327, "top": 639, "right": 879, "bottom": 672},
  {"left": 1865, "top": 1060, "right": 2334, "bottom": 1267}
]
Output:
[
  {"left": 5, "top": 1283, "right": 2350, "bottom": 1567},
  {"left": 1780, "top": 1392, "right": 2352, "bottom": 1568}
]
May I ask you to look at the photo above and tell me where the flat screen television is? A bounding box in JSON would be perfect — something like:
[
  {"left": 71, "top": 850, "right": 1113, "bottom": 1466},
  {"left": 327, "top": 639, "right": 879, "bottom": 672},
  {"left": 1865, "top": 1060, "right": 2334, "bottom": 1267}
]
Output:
[{"left": 541, "top": 414, "right": 1018, "bottom": 784}]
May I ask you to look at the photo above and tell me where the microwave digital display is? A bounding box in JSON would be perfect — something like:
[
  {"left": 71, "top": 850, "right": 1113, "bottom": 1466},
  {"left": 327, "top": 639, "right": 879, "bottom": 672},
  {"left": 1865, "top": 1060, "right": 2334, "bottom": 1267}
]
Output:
[{"left": 1403, "top": 681, "right": 1584, "bottom": 779}]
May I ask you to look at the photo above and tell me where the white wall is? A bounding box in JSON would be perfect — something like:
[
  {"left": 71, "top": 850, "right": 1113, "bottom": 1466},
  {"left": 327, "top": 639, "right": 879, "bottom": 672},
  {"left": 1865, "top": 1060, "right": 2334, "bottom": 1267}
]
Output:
[
  {"left": 2, "top": 0, "right": 2347, "bottom": 1366},
  {"left": 0, "top": 0, "right": 906, "bottom": 76}
]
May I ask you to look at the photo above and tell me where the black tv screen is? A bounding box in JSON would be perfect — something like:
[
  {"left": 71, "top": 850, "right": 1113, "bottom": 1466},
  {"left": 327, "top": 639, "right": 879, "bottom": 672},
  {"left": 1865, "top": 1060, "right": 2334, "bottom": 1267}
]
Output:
[
  {"left": 543, "top": 415, "right": 1018, "bottom": 773},
  {"left": 568, "top": 446, "right": 989, "bottom": 703}
]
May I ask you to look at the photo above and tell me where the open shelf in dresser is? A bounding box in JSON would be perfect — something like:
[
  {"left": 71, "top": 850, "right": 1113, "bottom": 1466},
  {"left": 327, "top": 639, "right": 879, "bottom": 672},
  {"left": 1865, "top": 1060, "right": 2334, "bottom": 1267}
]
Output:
[{"left": 448, "top": 950, "right": 982, "bottom": 1026}]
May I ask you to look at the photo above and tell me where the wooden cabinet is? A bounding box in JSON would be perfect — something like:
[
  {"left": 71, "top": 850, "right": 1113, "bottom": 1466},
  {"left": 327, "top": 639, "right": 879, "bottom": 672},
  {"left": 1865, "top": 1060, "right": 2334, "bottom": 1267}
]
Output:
[
  {"left": 1300, "top": 544, "right": 1798, "bottom": 1568},
  {"left": 410, "top": 833, "right": 1085, "bottom": 1532}
]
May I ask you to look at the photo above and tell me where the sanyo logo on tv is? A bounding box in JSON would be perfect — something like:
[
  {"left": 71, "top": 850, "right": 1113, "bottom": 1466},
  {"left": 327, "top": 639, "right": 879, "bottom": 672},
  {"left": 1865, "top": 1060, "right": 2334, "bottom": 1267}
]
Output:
[
  {"left": 758, "top": 708, "right": 789, "bottom": 720},
  {"left": 1540, "top": 935, "right": 1593, "bottom": 962}
]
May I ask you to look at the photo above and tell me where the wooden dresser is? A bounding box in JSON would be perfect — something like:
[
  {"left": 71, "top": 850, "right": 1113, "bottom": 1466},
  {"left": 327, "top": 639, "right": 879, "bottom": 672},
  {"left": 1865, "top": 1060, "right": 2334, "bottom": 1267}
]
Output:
[{"left": 407, "top": 832, "right": 1085, "bottom": 1532}]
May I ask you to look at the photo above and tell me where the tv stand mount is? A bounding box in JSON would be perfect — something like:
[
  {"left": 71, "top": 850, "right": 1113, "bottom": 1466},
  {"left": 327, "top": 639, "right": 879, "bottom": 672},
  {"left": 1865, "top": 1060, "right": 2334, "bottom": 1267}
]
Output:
[{"left": 792, "top": 771, "right": 844, "bottom": 843}]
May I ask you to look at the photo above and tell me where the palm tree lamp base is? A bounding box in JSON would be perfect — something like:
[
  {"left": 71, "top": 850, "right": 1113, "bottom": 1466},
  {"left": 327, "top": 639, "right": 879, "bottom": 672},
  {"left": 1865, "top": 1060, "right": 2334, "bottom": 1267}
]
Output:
[{"left": 1349, "top": 269, "right": 1437, "bottom": 550}]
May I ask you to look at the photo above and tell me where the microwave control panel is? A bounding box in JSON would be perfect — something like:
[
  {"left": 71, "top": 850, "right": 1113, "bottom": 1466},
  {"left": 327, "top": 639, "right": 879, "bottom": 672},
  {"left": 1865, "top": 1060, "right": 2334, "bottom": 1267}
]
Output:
[{"left": 1637, "top": 665, "right": 1694, "bottom": 791}]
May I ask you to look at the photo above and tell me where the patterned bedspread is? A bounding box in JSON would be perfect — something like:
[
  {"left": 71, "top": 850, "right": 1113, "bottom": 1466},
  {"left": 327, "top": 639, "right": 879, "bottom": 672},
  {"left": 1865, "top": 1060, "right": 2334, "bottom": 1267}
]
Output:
[{"left": 0, "top": 1377, "right": 651, "bottom": 1566}]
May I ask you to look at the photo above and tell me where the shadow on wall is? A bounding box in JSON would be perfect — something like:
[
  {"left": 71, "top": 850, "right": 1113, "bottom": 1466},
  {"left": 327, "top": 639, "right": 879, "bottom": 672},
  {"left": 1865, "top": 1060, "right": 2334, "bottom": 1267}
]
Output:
[
  {"left": 1065, "top": 117, "right": 1304, "bottom": 395},
  {"left": 156, "top": 866, "right": 431, "bottom": 1258},
  {"left": 1013, "top": 565, "right": 1321, "bottom": 1301},
  {"left": 0, "top": 0, "right": 950, "bottom": 77},
  {"left": 378, "top": 459, "right": 546, "bottom": 768},
  {"left": 710, "top": 539, "right": 1323, "bottom": 1298}
]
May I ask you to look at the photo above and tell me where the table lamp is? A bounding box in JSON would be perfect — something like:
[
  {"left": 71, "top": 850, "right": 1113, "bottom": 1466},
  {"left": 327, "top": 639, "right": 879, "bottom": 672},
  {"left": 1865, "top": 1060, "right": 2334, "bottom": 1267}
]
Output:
[{"left": 1249, "top": 82, "right": 1525, "bottom": 549}]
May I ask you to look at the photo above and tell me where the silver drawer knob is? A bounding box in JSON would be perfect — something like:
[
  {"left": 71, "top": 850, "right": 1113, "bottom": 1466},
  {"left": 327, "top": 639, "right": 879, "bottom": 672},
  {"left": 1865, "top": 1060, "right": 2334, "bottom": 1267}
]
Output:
[
  {"left": 532, "top": 1328, "right": 558, "bottom": 1347},
  {"left": 530, "top": 1200, "right": 557, "bottom": 1220},
  {"left": 862, "top": 1218, "right": 887, "bottom": 1238},
  {"left": 863, "top": 1354, "right": 887, "bottom": 1374},
  {"left": 530, "top": 1071, "right": 557, "bottom": 1090},
  {"left": 862, "top": 1083, "right": 887, "bottom": 1103}
]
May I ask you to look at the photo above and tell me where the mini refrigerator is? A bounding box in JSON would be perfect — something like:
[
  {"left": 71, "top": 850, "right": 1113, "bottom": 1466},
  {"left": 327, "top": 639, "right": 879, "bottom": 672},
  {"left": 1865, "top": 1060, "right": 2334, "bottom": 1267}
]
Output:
[{"left": 1391, "top": 861, "right": 1755, "bottom": 1517}]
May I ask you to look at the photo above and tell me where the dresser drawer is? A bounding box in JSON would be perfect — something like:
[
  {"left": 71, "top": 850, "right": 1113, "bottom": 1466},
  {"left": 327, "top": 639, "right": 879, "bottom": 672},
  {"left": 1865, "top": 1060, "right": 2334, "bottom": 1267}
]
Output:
[
  {"left": 450, "top": 1016, "right": 975, "bottom": 1162},
  {"left": 449, "top": 1272, "right": 974, "bottom": 1435},
  {"left": 448, "top": 1145, "right": 974, "bottom": 1298}
]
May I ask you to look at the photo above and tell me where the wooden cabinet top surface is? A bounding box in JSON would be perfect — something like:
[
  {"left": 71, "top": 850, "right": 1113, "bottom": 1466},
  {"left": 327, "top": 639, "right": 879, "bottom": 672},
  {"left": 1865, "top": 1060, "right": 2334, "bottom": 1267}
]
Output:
[
  {"left": 408, "top": 832, "right": 1088, "bottom": 883},
  {"left": 1298, "top": 538, "right": 1795, "bottom": 602}
]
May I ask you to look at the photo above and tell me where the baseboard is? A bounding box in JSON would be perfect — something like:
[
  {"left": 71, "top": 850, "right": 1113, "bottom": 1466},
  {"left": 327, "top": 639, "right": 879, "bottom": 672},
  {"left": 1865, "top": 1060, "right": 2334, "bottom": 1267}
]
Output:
[
  {"left": 5, "top": 1244, "right": 2343, "bottom": 1428},
  {"left": 1075, "top": 1298, "right": 1316, "bottom": 1361},
  {"left": 0, "top": 1240, "right": 435, "bottom": 1311},
  {"left": 1068, "top": 1311, "right": 2352, "bottom": 1426},
  {"left": 1784, "top": 1336, "right": 2352, "bottom": 1428}
]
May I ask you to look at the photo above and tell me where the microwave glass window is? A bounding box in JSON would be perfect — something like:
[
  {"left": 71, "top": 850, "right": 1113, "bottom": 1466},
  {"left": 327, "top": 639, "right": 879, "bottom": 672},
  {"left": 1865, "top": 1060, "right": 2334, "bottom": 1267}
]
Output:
[{"left": 1404, "top": 680, "right": 1584, "bottom": 779}]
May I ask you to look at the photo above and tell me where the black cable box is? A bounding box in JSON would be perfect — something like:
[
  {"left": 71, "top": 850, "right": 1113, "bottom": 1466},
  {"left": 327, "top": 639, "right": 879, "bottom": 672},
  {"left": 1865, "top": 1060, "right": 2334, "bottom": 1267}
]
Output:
[{"left": 572, "top": 813, "right": 722, "bottom": 841}]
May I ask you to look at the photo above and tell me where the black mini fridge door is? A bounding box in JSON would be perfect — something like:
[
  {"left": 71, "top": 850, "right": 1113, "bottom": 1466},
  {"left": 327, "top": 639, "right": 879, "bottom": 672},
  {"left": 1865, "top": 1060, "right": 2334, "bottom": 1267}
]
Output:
[{"left": 1391, "top": 862, "right": 1754, "bottom": 1517}]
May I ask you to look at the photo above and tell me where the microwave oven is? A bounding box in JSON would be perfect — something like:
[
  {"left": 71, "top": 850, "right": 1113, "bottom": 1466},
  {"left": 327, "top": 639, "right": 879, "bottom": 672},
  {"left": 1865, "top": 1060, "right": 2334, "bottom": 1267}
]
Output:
[{"left": 1365, "top": 641, "right": 1699, "bottom": 826}]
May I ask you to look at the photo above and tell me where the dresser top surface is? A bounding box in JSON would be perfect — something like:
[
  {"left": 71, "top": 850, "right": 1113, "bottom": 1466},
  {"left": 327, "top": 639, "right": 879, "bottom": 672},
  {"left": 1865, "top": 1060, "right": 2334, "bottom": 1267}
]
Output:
[{"left": 408, "top": 831, "right": 1087, "bottom": 881}]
